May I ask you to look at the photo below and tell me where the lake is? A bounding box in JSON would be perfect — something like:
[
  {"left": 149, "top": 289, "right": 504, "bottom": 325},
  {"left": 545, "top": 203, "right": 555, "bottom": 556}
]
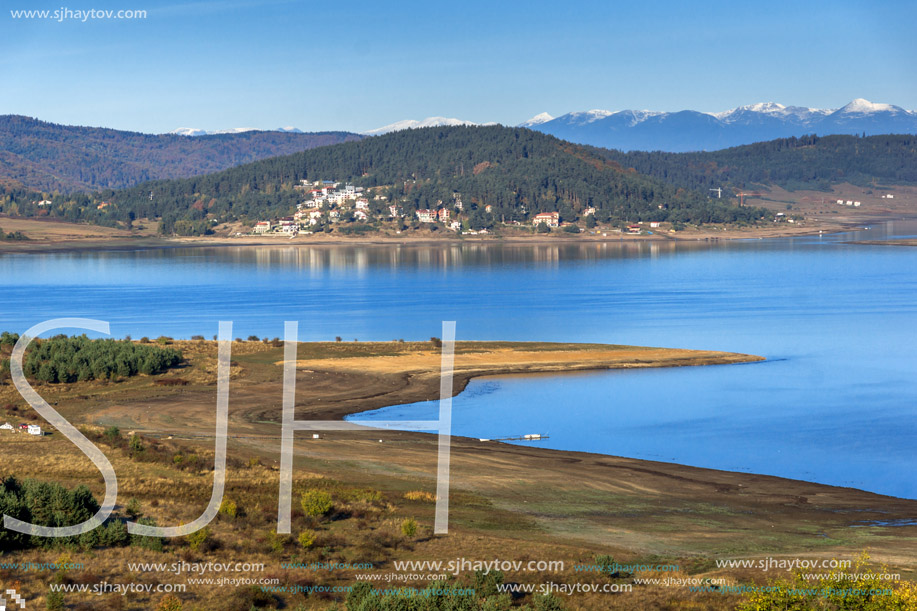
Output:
[{"left": 2, "top": 223, "right": 916, "bottom": 498}]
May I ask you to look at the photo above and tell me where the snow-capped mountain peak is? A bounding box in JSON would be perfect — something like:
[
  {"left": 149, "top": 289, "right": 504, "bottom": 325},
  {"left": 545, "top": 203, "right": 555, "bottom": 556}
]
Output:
[
  {"left": 837, "top": 98, "right": 899, "bottom": 114},
  {"left": 170, "top": 127, "right": 209, "bottom": 137},
  {"left": 362, "top": 116, "right": 484, "bottom": 136},
  {"left": 565, "top": 109, "right": 615, "bottom": 123},
  {"left": 518, "top": 112, "right": 554, "bottom": 128}
]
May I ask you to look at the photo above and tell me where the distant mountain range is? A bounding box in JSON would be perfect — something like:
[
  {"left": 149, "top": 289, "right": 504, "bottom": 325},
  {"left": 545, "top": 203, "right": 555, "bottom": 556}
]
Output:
[
  {"left": 520, "top": 99, "right": 917, "bottom": 152},
  {"left": 169, "top": 126, "right": 304, "bottom": 137},
  {"left": 168, "top": 99, "right": 917, "bottom": 153},
  {"left": 0, "top": 115, "right": 361, "bottom": 191}
]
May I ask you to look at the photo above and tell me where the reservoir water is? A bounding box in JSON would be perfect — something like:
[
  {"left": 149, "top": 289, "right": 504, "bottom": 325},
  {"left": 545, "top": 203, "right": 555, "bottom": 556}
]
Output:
[{"left": 2, "top": 222, "right": 916, "bottom": 498}]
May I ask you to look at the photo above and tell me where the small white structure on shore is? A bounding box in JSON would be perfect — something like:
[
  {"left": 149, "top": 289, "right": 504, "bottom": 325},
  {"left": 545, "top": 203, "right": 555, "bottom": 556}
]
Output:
[
  {"left": 0, "top": 422, "right": 13, "bottom": 431},
  {"left": 27, "top": 425, "right": 42, "bottom": 436}
]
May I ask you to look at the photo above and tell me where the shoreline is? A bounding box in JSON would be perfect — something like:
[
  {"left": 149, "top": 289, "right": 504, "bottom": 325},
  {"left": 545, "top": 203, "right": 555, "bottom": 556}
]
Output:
[{"left": 4, "top": 211, "right": 909, "bottom": 255}]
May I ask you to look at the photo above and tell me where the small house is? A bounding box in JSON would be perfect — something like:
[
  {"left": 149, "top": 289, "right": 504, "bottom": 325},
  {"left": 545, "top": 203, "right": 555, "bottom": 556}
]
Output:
[{"left": 27, "top": 425, "right": 42, "bottom": 436}]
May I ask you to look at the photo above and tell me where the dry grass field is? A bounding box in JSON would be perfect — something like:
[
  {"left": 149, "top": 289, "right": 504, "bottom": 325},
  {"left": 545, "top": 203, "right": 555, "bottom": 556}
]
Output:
[{"left": 1, "top": 339, "right": 915, "bottom": 610}]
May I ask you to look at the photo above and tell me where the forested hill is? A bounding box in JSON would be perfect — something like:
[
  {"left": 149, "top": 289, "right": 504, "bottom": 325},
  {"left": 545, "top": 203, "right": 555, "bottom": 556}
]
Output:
[
  {"left": 105, "top": 126, "right": 763, "bottom": 231},
  {"left": 594, "top": 134, "right": 917, "bottom": 192},
  {"left": 0, "top": 115, "right": 362, "bottom": 192}
]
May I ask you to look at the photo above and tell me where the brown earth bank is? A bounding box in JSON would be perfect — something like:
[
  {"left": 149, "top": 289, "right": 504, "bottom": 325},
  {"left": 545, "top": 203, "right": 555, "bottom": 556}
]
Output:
[{"left": 2, "top": 340, "right": 916, "bottom": 609}]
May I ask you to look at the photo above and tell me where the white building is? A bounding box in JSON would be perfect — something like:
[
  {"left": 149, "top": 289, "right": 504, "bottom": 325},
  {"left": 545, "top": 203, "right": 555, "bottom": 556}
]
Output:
[
  {"left": 253, "top": 221, "right": 272, "bottom": 234},
  {"left": 27, "top": 425, "right": 42, "bottom": 436},
  {"left": 533, "top": 212, "right": 560, "bottom": 227},
  {"left": 416, "top": 209, "right": 436, "bottom": 223}
]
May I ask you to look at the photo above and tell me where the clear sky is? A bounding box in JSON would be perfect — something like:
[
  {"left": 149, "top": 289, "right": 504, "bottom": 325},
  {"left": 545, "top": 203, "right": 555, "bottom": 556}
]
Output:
[{"left": 1, "top": 0, "right": 915, "bottom": 134}]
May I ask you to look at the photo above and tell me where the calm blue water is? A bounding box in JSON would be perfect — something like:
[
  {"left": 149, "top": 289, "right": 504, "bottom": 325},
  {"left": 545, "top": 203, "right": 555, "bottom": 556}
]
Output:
[{"left": 2, "top": 223, "right": 916, "bottom": 497}]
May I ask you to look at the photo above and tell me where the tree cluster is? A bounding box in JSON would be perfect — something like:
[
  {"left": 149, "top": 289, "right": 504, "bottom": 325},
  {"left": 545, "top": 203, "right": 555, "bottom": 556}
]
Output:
[{"left": 15, "top": 334, "right": 183, "bottom": 383}]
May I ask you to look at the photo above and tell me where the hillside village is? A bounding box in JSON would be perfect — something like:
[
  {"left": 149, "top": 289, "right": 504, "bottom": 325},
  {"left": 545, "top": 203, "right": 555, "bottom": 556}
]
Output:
[{"left": 246, "top": 179, "right": 593, "bottom": 237}]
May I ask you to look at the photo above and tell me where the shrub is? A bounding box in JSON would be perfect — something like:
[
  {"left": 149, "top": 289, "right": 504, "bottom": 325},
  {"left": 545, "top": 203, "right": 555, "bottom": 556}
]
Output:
[
  {"left": 131, "top": 518, "right": 165, "bottom": 552},
  {"left": 301, "top": 490, "right": 334, "bottom": 517},
  {"left": 298, "top": 529, "right": 317, "bottom": 549},
  {"left": 125, "top": 497, "right": 141, "bottom": 519},
  {"left": 534, "top": 593, "right": 565, "bottom": 611},
  {"left": 562, "top": 223, "right": 580, "bottom": 233},
  {"left": 45, "top": 590, "right": 65, "bottom": 611},
  {"left": 737, "top": 553, "right": 917, "bottom": 610},
  {"left": 247, "top": 335, "right": 260, "bottom": 342},
  {"left": 156, "top": 594, "right": 183, "bottom": 611},
  {"left": 430, "top": 337, "right": 443, "bottom": 348},
  {"left": 99, "top": 520, "right": 129, "bottom": 547},
  {"left": 269, "top": 532, "right": 290, "bottom": 554},
  {"left": 186, "top": 526, "right": 210, "bottom": 551},
  {"left": 403, "top": 490, "right": 436, "bottom": 502},
  {"left": 129, "top": 433, "right": 144, "bottom": 457},
  {"left": 103, "top": 426, "right": 122, "bottom": 445},
  {"left": 400, "top": 518, "right": 417, "bottom": 538},
  {"left": 219, "top": 498, "right": 238, "bottom": 518}
]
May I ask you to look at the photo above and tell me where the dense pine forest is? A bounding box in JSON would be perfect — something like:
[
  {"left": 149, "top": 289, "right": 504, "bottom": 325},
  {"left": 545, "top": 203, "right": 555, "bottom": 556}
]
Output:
[
  {"left": 0, "top": 115, "right": 361, "bottom": 191},
  {"left": 596, "top": 134, "right": 917, "bottom": 192}
]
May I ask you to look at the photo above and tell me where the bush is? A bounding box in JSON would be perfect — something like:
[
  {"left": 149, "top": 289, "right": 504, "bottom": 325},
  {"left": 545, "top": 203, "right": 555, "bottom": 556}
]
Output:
[
  {"left": 400, "top": 518, "right": 417, "bottom": 538},
  {"left": 46, "top": 590, "right": 65, "bottom": 611},
  {"left": 534, "top": 593, "right": 565, "bottom": 611},
  {"left": 186, "top": 526, "right": 210, "bottom": 551},
  {"left": 103, "top": 426, "right": 122, "bottom": 445},
  {"left": 129, "top": 433, "right": 145, "bottom": 457},
  {"left": 125, "top": 497, "right": 141, "bottom": 519},
  {"left": 269, "top": 532, "right": 290, "bottom": 554},
  {"left": 301, "top": 489, "right": 334, "bottom": 517},
  {"left": 404, "top": 490, "right": 436, "bottom": 502},
  {"left": 298, "top": 529, "right": 317, "bottom": 549},
  {"left": 156, "top": 594, "right": 183, "bottom": 611},
  {"left": 99, "top": 520, "right": 129, "bottom": 547},
  {"left": 430, "top": 337, "right": 443, "bottom": 348},
  {"left": 737, "top": 553, "right": 917, "bottom": 610},
  {"left": 218, "top": 498, "right": 238, "bottom": 518},
  {"left": 131, "top": 518, "right": 165, "bottom": 552},
  {"left": 562, "top": 224, "right": 580, "bottom": 233}
]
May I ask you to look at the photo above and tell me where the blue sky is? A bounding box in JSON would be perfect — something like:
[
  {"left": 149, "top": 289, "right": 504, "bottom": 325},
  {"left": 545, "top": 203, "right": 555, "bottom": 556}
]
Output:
[{"left": 1, "top": 0, "right": 915, "bottom": 133}]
